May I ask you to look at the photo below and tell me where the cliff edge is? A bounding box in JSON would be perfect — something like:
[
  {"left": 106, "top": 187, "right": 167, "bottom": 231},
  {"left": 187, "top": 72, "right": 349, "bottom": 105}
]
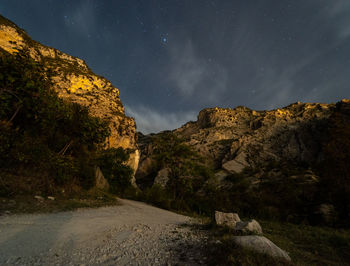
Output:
[{"left": 0, "top": 15, "right": 139, "bottom": 174}]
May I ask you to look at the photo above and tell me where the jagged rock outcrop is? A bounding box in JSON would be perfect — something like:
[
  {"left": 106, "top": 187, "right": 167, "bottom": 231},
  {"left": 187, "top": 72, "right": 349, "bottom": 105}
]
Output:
[
  {"left": 0, "top": 15, "right": 139, "bottom": 178},
  {"left": 175, "top": 102, "right": 336, "bottom": 174},
  {"left": 136, "top": 101, "right": 342, "bottom": 189}
]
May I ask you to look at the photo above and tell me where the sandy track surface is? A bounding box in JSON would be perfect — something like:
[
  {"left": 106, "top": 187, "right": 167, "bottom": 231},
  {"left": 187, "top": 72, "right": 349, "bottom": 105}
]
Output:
[{"left": 0, "top": 199, "right": 210, "bottom": 265}]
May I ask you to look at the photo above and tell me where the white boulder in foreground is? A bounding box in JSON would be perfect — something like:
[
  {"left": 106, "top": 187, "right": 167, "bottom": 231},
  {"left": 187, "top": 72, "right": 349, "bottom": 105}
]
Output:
[{"left": 233, "top": 235, "right": 291, "bottom": 261}]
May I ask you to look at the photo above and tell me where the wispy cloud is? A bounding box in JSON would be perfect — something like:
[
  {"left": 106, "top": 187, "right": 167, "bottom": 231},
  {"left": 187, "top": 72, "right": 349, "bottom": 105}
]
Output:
[
  {"left": 167, "top": 41, "right": 228, "bottom": 102},
  {"left": 328, "top": 0, "right": 350, "bottom": 39},
  {"left": 125, "top": 105, "right": 197, "bottom": 134},
  {"left": 65, "top": 0, "right": 97, "bottom": 36}
]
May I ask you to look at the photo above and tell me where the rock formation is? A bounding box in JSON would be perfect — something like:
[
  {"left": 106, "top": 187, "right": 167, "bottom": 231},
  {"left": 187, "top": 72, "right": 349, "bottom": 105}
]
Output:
[
  {"left": 137, "top": 101, "right": 340, "bottom": 187},
  {"left": 136, "top": 100, "right": 350, "bottom": 224},
  {"left": 0, "top": 15, "right": 139, "bottom": 177},
  {"left": 175, "top": 102, "right": 335, "bottom": 172},
  {"left": 233, "top": 236, "right": 291, "bottom": 261}
]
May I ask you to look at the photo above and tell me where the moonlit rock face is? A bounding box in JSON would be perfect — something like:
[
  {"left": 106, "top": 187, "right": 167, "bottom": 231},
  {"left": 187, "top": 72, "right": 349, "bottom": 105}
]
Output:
[{"left": 0, "top": 15, "right": 139, "bottom": 174}]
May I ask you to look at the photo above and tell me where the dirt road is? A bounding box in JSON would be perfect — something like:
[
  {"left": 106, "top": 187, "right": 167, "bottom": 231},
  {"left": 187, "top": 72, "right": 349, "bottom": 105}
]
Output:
[{"left": 0, "top": 199, "right": 210, "bottom": 265}]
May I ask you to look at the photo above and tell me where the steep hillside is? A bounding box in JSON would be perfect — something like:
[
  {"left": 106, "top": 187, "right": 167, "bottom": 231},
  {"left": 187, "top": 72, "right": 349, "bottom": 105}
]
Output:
[
  {"left": 0, "top": 15, "right": 139, "bottom": 173},
  {"left": 136, "top": 100, "right": 350, "bottom": 226},
  {"left": 176, "top": 102, "right": 334, "bottom": 172}
]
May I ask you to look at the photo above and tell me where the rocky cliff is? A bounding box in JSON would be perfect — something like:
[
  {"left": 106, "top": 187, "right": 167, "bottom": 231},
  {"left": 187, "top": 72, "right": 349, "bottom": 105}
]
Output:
[
  {"left": 138, "top": 101, "right": 338, "bottom": 185},
  {"left": 175, "top": 102, "right": 336, "bottom": 173},
  {"left": 0, "top": 15, "right": 139, "bottom": 173},
  {"left": 136, "top": 100, "right": 350, "bottom": 224}
]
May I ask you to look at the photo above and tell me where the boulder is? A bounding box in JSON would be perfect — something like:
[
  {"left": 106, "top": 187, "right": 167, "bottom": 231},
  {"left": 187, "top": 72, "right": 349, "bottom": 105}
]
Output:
[
  {"left": 222, "top": 159, "right": 246, "bottom": 173},
  {"left": 235, "top": 219, "right": 263, "bottom": 234},
  {"left": 95, "top": 167, "right": 110, "bottom": 191},
  {"left": 222, "top": 152, "right": 249, "bottom": 174},
  {"left": 215, "top": 211, "right": 241, "bottom": 228},
  {"left": 233, "top": 235, "right": 291, "bottom": 261},
  {"left": 153, "top": 168, "right": 171, "bottom": 188}
]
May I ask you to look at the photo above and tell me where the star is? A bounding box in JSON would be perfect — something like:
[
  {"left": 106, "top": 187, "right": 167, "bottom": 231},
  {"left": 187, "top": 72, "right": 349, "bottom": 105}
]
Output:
[{"left": 161, "top": 33, "right": 169, "bottom": 44}]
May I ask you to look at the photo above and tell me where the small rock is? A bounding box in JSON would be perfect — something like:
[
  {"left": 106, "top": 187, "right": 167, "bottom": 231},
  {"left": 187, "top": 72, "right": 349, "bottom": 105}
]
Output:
[
  {"left": 34, "top": 195, "right": 44, "bottom": 201},
  {"left": 47, "top": 196, "right": 55, "bottom": 201},
  {"left": 235, "top": 219, "right": 263, "bottom": 234},
  {"left": 215, "top": 211, "right": 240, "bottom": 228}
]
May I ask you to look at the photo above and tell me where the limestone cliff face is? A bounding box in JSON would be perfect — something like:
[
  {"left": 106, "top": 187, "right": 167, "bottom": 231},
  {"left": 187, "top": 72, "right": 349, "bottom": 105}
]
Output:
[
  {"left": 136, "top": 101, "right": 341, "bottom": 188},
  {"left": 0, "top": 15, "right": 139, "bottom": 174},
  {"left": 175, "top": 102, "right": 336, "bottom": 172}
]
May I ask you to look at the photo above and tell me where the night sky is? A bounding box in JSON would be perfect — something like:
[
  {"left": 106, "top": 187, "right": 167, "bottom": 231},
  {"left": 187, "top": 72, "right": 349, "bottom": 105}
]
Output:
[{"left": 1, "top": 1, "right": 350, "bottom": 133}]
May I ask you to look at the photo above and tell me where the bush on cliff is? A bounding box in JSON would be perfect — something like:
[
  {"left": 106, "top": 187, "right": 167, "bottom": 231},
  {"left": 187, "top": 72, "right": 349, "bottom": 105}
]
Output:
[{"left": 0, "top": 50, "right": 131, "bottom": 196}]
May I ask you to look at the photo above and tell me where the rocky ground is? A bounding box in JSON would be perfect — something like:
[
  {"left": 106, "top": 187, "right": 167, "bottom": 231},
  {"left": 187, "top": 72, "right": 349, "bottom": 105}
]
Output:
[{"left": 0, "top": 199, "right": 211, "bottom": 265}]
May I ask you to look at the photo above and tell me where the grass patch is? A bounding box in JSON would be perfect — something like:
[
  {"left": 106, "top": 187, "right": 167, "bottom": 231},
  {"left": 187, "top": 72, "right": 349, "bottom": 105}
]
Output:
[
  {"left": 202, "top": 219, "right": 350, "bottom": 265},
  {"left": 0, "top": 189, "right": 120, "bottom": 215},
  {"left": 261, "top": 220, "right": 350, "bottom": 265}
]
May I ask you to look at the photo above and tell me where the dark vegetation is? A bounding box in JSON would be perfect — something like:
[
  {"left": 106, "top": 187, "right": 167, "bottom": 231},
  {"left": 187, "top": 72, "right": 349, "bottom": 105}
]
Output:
[
  {"left": 138, "top": 132, "right": 215, "bottom": 213},
  {"left": 318, "top": 100, "right": 350, "bottom": 227},
  {"left": 137, "top": 124, "right": 350, "bottom": 228},
  {"left": 0, "top": 50, "right": 133, "bottom": 202}
]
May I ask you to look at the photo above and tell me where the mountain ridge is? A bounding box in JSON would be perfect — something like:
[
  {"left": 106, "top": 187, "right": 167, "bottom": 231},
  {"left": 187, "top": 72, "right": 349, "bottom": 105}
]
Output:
[{"left": 136, "top": 99, "right": 350, "bottom": 226}]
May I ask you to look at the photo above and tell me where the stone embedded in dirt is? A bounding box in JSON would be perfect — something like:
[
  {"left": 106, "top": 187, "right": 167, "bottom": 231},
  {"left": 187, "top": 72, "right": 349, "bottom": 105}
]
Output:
[
  {"left": 233, "top": 235, "right": 291, "bottom": 261},
  {"left": 215, "top": 211, "right": 240, "bottom": 228},
  {"left": 34, "top": 195, "right": 44, "bottom": 201},
  {"left": 47, "top": 196, "right": 55, "bottom": 201},
  {"left": 235, "top": 219, "right": 263, "bottom": 234}
]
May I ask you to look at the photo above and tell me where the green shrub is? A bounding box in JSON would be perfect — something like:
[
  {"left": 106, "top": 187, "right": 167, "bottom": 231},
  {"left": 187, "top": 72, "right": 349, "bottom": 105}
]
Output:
[
  {"left": 139, "top": 132, "right": 215, "bottom": 213},
  {"left": 97, "top": 147, "right": 134, "bottom": 194},
  {"left": 0, "top": 50, "right": 111, "bottom": 193}
]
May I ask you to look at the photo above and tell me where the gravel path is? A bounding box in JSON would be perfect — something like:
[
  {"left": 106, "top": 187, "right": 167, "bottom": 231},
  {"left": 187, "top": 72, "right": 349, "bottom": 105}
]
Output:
[{"left": 0, "top": 199, "right": 210, "bottom": 265}]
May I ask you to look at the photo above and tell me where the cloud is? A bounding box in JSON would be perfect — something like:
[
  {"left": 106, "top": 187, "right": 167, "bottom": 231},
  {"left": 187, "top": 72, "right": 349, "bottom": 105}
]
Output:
[
  {"left": 328, "top": 0, "right": 350, "bottom": 39},
  {"left": 125, "top": 105, "right": 197, "bottom": 134},
  {"left": 167, "top": 41, "right": 228, "bottom": 102},
  {"left": 249, "top": 54, "right": 322, "bottom": 109},
  {"left": 168, "top": 42, "right": 205, "bottom": 96},
  {"left": 65, "top": 0, "right": 97, "bottom": 36}
]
